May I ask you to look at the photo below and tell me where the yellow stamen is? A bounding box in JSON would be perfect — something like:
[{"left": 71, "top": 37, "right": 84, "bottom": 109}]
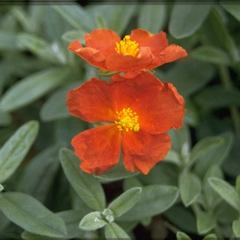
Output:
[
  {"left": 115, "top": 35, "right": 139, "bottom": 57},
  {"left": 115, "top": 108, "right": 140, "bottom": 132}
]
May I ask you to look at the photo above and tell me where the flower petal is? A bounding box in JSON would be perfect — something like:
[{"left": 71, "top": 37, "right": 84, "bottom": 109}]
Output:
[
  {"left": 148, "top": 44, "right": 188, "bottom": 69},
  {"left": 105, "top": 47, "right": 154, "bottom": 72},
  {"left": 72, "top": 124, "right": 121, "bottom": 175},
  {"left": 131, "top": 29, "right": 168, "bottom": 55},
  {"left": 85, "top": 29, "right": 120, "bottom": 56},
  {"left": 68, "top": 40, "right": 107, "bottom": 69},
  {"left": 110, "top": 72, "right": 164, "bottom": 112},
  {"left": 122, "top": 130, "right": 170, "bottom": 174},
  {"left": 134, "top": 82, "right": 185, "bottom": 134},
  {"left": 66, "top": 78, "right": 116, "bottom": 122}
]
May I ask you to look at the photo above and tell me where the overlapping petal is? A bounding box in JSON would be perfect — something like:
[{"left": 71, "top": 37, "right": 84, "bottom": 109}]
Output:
[
  {"left": 122, "top": 130, "right": 170, "bottom": 174},
  {"left": 72, "top": 124, "right": 121, "bottom": 174},
  {"left": 68, "top": 28, "right": 187, "bottom": 74}
]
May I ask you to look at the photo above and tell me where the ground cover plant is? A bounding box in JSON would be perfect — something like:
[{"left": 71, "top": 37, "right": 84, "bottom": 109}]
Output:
[{"left": 0, "top": 2, "right": 240, "bottom": 240}]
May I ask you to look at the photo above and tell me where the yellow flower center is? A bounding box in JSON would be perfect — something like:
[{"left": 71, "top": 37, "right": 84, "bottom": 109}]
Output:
[
  {"left": 115, "top": 35, "right": 139, "bottom": 57},
  {"left": 115, "top": 108, "right": 140, "bottom": 132}
]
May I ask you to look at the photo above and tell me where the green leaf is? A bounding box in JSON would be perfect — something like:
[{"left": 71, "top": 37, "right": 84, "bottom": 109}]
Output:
[
  {"left": 189, "top": 136, "right": 223, "bottom": 166},
  {"left": 0, "top": 210, "right": 10, "bottom": 233},
  {"left": 104, "top": 222, "right": 130, "bottom": 239},
  {"left": 233, "top": 218, "right": 240, "bottom": 237},
  {"left": 202, "top": 233, "right": 217, "bottom": 240},
  {"left": 79, "top": 211, "right": 107, "bottom": 231},
  {"left": 0, "top": 110, "right": 11, "bottom": 126},
  {"left": 22, "top": 231, "right": 54, "bottom": 240},
  {"left": 108, "top": 187, "right": 142, "bottom": 218},
  {"left": 236, "top": 175, "right": 240, "bottom": 197},
  {"left": 196, "top": 211, "right": 215, "bottom": 234},
  {"left": 17, "top": 33, "right": 67, "bottom": 64},
  {"left": 176, "top": 231, "right": 191, "bottom": 240},
  {"left": 179, "top": 172, "right": 201, "bottom": 207},
  {"left": 95, "top": 14, "right": 108, "bottom": 29},
  {"left": 0, "top": 121, "right": 39, "bottom": 183},
  {"left": 40, "top": 82, "right": 80, "bottom": 122},
  {"left": 163, "top": 149, "right": 182, "bottom": 166},
  {"left": 53, "top": 5, "right": 95, "bottom": 32},
  {"left": 87, "top": 5, "right": 136, "bottom": 36},
  {"left": 209, "top": 178, "right": 240, "bottom": 212},
  {"left": 138, "top": 5, "right": 166, "bottom": 33},
  {"left": 194, "top": 132, "right": 233, "bottom": 178},
  {"left": 184, "top": 99, "right": 200, "bottom": 127},
  {"left": 169, "top": 4, "right": 211, "bottom": 38},
  {"left": 0, "top": 192, "right": 67, "bottom": 238},
  {"left": 95, "top": 160, "right": 139, "bottom": 181},
  {"left": 118, "top": 185, "right": 179, "bottom": 221},
  {"left": 190, "top": 46, "right": 232, "bottom": 65},
  {"left": 0, "top": 184, "right": 3, "bottom": 192},
  {"left": 0, "top": 31, "right": 18, "bottom": 50},
  {"left": 0, "top": 68, "right": 69, "bottom": 112},
  {"left": 59, "top": 148, "right": 106, "bottom": 211},
  {"left": 220, "top": 4, "right": 240, "bottom": 22},
  {"left": 194, "top": 85, "right": 240, "bottom": 109},
  {"left": 61, "top": 30, "right": 85, "bottom": 44},
  {"left": 123, "top": 177, "right": 143, "bottom": 191},
  {"left": 164, "top": 61, "right": 215, "bottom": 98},
  {"left": 18, "top": 144, "right": 62, "bottom": 203}
]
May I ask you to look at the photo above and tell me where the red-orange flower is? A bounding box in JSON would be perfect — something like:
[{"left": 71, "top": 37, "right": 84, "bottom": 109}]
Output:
[
  {"left": 66, "top": 72, "right": 185, "bottom": 175},
  {"left": 68, "top": 28, "right": 187, "bottom": 77}
]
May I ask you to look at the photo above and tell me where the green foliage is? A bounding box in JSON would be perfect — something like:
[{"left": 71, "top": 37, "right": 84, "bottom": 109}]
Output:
[{"left": 104, "top": 222, "right": 130, "bottom": 239}]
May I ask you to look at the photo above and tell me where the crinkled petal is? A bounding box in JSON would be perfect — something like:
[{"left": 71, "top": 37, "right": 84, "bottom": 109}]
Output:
[
  {"left": 68, "top": 40, "right": 107, "bottom": 69},
  {"left": 72, "top": 124, "right": 121, "bottom": 175},
  {"left": 147, "top": 44, "right": 187, "bottom": 69},
  {"left": 105, "top": 47, "right": 154, "bottom": 72},
  {"left": 122, "top": 130, "right": 170, "bottom": 174},
  {"left": 85, "top": 29, "right": 120, "bottom": 56},
  {"left": 66, "top": 78, "right": 116, "bottom": 122},
  {"left": 131, "top": 29, "right": 168, "bottom": 55},
  {"left": 133, "top": 82, "right": 185, "bottom": 134},
  {"left": 109, "top": 72, "right": 164, "bottom": 112}
]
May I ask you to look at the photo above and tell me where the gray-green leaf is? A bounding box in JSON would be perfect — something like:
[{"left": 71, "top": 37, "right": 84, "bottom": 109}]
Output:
[
  {"left": 220, "top": 4, "right": 240, "bottom": 22},
  {"left": 0, "top": 121, "right": 39, "bottom": 183},
  {"left": 59, "top": 148, "right": 106, "bottom": 211},
  {"left": 233, "top": 218, "right": 240, "bottom": 237},
  {"left": 0, "top": 184, "right": 3, "bottom": 192},
  {"left": 202, "top": 234, "right": 217, "bottom": 240},
  {"left": 179, "top": 172, "right": 201, "bottom": 207},
  {"left": 209, "top": 178, "right": 240, "bottom": 212},
  {"left": 108, "top": 187, "right": 142, "bottom": 218},
  {"left": 79, "top": 211, "right": 107, "bottom": 231},
  {"left": 169, "top": 4, "right": 211, "bottom": 38},
  {"left": 118, "top": 185, "right": 179, "bottom": 221},
  {"left": 0, "top": 192, "right": 67, "bottom": 238},
  {"left": 0, "top": 68, "right": 69, "bottom": 112},
  {"left": 196, "top": 211, "right": 215, "bottom": 234},
  {"left": 105, "top": 222, "right": 131, "bottom": 239},
  {"left": 176, "top": 231, "right": 191, "bottom": 240}
]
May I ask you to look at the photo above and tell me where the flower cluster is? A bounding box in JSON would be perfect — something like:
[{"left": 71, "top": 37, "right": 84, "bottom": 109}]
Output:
[{"left": 67, "top": 28, "right": 187, "bottom": 175}]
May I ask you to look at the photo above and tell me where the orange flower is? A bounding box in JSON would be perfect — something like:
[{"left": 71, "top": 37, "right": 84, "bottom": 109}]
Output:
[
  {"left": 66, "top": 72, "right": 185, "bottom": 175},
  {"left": 68, "top": 28, "right": 187, "bottom": 77}
]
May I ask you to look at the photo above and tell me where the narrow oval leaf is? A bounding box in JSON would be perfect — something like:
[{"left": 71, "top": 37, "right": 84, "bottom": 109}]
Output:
[
  {"left": 202, "top": 234, "right": 217, "bottom": 240},
  {"left": 123, "top": 177, "right": 143, "bottom": 191},
  {"left": 190, "top": 46, "right": 232, "bottom": 65},
  {"left": 0, "top": 192, "right": 67, "bottom": 238},
  {"left": 236, "top": 175, "right": 240, "bottom": 197},
  {"left": 179, "top": 172, "right": 201, "bottom": 207},
  {"left": 61, "top": 30, "right": 84, "bottom": 44},
  {"left": 209, "top": 178, "right": 240, "bottom": 212},
  {"left": 105, "top": 222, "right": 130, "bottom": 239},
  {"left": 176, "top": 231, "right": 191, "bottom": 240},
  {"left": 233, "top": 218, "right": 240, "bottom": 237},
  {"left": 79, "top": 211, "right": 107, "bottom": 231},
  {"left": 138, "top": 5, "right": 166, "bottom": 33},
  {"left": 0, "top": 184, "right": 3, "bottom": 192},
  {"left": 0, "top": 68, "right": 69, "bottom": 112},
  {"left": 163, "top": 149, "right": 182, "bottom": 166},
  {"left": 189, "top": 136, "right": 223, "bottom": 166},
  {"left": 169, "top": 4, "right": 211, "bottom": 38},
  {"left": 59, "top": 148, "right": 106, "bottom": 211},
  {"left": 53, "top": 5, "right": 95, "bottom": 32},
  {"left": 118, "top": 185, "right": 179, "bottom": 221},
  {"left": 0, "top": 121, "right": 39, "bottom": 183},
  {"left": 0, "top": 31, "right": 18, "bottom": 50},
  {"left": 220, "top": 4, "right": 240, "bottom": 22},
  {"left": 196, "top": 211, "right": 215, "bottom": 234},
  {"left": 108, "top": 187, "right": 142, "bottom": 218},
  {"left": 40, "top": 82, "right": 80, "bottom": 122}
]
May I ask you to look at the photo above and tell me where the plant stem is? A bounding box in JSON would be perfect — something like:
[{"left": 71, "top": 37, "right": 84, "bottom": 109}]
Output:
[{"left": 218, "top": 65, "right": 240, "bottom": 138}]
